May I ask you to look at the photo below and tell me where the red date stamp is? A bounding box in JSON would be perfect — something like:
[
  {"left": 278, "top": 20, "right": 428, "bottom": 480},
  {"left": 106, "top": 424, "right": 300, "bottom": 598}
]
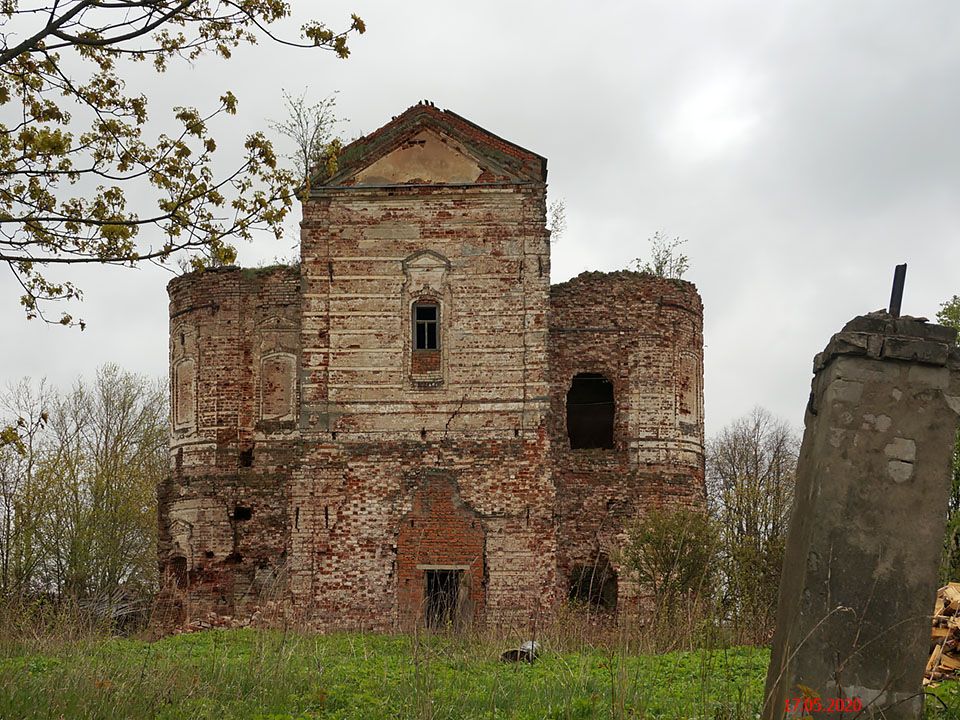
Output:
[{"left": 785, "top": 697, "right": 863, "bottom": 714}]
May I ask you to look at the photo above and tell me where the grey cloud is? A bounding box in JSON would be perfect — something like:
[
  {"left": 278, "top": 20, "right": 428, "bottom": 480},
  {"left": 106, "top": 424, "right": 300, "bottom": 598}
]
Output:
[{"left": 3, "top": 0, "right": 959, "bottom": 437}]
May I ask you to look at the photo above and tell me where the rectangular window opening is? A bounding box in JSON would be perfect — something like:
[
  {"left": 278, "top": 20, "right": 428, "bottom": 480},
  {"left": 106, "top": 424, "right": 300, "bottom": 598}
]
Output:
[{"left": 414, "top": 303, "right": 439, "bottom": 351}]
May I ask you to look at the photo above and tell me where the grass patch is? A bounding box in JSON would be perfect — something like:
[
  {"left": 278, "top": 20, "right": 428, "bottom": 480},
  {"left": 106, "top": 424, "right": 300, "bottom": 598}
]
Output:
[
  {"left": 2, "top": 629, "right": 958, "bottom": 719},
  {"left": 0, "top": 630, "right": 769, "bottom": 719}
]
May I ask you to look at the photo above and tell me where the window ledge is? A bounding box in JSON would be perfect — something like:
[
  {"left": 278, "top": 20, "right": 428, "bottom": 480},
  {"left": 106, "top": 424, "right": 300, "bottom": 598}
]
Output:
[{"left": 412, "top": 375, "right": 444, "bottom": 389}]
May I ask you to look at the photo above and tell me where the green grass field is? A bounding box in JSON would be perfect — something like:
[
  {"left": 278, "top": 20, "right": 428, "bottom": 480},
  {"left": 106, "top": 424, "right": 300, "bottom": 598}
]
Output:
[
  {"left": 0, "top": 630, "right": 957, "bottom": 719},
  {"left": 0, "top": 630, "right": 766, "bottom": 719}
]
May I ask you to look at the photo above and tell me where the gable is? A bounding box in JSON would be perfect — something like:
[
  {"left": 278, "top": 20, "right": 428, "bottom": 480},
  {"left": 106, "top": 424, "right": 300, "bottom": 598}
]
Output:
[
  {"left": 353, "top": 129, "right": 483, "bottom": 186},
  {"left": 314, "top": 101, "right": 547, "bottom": 191}
]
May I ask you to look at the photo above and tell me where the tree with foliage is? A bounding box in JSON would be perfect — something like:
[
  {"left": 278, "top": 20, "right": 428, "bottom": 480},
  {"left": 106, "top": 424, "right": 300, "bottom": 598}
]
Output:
[
  {"left": 0, "top": 379, "right": 51, "bottom": 597},
  {"left": 630, "top": 231, "right": 689, "bottom": 279},
  {"left": 939, "top": 295, "right": 960, "bottom": 582},
  {"left": 706, "top": 407, "right": 799, "bottom": 641},
  {"left": 0, "top": 366, "right": 166, "bottom": 603},
  {"left": 0, "top": 1, "right": 364, "bottom": 327},
  {"left": 940, "top": 296, "right": 960, "bottom": 328}
]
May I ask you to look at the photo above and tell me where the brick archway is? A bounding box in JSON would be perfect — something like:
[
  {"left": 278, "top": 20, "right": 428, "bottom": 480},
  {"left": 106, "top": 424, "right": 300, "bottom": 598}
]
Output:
[{"left": 397, "top": 474, "right": 485, "bottom": 629}]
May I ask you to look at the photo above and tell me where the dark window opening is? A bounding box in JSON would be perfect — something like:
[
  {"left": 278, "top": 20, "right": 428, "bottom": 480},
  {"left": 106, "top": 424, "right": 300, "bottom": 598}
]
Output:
[
  {"left": 234, "top": 506, "right": 252, "bottom": 521},
  {"left": 204, "top": 550, "right": 215, "bottom": 559},
  {"left": 239, "top": 447, "right": 254, "bottom": 467},
  {"left": 170, "top": 556, "right": 188, "bottom": 588},
  {"left": 414, "top": 303, "right": 439, "bottom": 350},
  {"left": 425, "top": 569, "right": 462, "bottom": 628},
  {"left": 568, "top": 559, "right": 617, "bottom": 611},
  {"left": 566, "top": 373, "right": 615, "bottom": 449}
]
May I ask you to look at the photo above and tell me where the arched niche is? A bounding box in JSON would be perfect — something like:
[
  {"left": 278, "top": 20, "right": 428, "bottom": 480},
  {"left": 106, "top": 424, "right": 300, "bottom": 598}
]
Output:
[
  {"left": 173, "top": 358, "right": 196, "bottom": 431},
  {"left": 260, "top": 352, "right": 296, "bottom": 422},
  {"left": 677, "top": 351, "right": 701, "bottom": 422}
]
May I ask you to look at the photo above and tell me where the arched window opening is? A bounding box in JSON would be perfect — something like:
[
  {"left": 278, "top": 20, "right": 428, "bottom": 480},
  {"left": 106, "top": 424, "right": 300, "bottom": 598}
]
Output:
[
  {"left": 568, "top": 558, "right": 618, "bottom": 611},
  {"left": 566, "top": 373, "right": 615, "bottom": 449}
]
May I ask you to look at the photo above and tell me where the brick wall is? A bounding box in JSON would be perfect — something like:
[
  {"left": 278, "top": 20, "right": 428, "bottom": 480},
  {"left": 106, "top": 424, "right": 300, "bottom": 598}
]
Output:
[
  {"left": 158, "top": 104, "right": 706, "bottom": 628},
  {"left": 287, "top": 181, "right": 556, "bottom": 629},
  {"left": 549, "top": 271, "right": 706, "bottom": 609},
  {"left": 159, "top": 266, "right": 300, "bottom": 619}
]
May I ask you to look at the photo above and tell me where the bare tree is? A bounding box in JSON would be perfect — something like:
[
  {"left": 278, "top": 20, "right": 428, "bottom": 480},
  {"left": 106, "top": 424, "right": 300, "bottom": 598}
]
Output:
[
  {"left": 269, "top": 89, "right": 344, "bottom": 192},
  {"left": 630, "top": 231, "right": 690, "bottom": 279},
  {"left": 547, "top": 199, "right": 567, "bottom": 243},
  {"left": 707, "top": 407, "right": 799, "bottom": 640}
]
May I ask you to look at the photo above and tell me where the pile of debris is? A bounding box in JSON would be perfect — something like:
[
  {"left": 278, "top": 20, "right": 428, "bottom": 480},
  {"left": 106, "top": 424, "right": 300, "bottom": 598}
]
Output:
[
  {"left": 926, "top": 583, "right": 960, "bottom": 684},
  {"left": 171, "top": 601, "right": 282, "bottom": 635}
]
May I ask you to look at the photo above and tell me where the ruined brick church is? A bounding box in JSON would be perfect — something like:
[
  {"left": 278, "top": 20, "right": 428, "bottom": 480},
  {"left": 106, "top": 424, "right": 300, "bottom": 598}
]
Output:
[{"left": 159, "top": 101, "right": 705, "bottom": 629}]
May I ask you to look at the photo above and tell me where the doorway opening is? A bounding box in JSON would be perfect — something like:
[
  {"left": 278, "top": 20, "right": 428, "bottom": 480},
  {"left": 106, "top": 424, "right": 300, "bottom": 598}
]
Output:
[
  {"left": 568, "top": 556, "right": 618, "bottom": 611},
  {"left": 425, "top": 569, "right": 462, "bottom": 628}
]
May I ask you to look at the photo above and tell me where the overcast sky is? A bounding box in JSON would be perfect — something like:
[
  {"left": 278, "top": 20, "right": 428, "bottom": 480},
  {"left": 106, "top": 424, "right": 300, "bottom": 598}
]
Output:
[{"left": 2, "top": 0, "right": 959, "bottom": 438}]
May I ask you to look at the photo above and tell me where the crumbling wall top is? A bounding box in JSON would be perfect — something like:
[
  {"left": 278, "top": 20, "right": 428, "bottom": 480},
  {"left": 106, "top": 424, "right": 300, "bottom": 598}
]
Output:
[
  {"left": 550, "top": 270, "right": 702, "bottom": 318},
  {"left": 166, "top": 264, "right": 299, "bottom": 294},
  {"left": 814, "top": 310, "right": 960, "bottom": 374}
]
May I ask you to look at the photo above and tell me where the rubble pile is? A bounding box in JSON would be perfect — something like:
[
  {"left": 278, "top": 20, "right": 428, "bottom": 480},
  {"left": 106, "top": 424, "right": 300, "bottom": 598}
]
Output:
[{"left": 171, "top": 601, "right": 282, "bottom": 635}]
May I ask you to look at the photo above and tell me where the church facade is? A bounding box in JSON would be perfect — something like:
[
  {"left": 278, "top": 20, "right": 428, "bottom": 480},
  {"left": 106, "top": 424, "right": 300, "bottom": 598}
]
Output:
[{"left": 159, "top": 102, "right": 705, "bottom": 629}]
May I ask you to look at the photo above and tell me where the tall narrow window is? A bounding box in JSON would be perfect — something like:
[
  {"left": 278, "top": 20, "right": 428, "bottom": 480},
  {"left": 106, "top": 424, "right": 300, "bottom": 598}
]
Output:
[{"left": 414, "top": 303, "right": 439, "bottom": 350}]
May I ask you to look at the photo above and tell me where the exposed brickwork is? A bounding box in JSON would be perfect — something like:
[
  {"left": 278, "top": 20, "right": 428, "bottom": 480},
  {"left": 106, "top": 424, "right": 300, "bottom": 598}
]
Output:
[
  {"left": 396, "top": 472, "right": 486, "bottom": 628},
  {"left": 331, "top": 102, "right": 546, "bottom": 187},
  {"left": 411, "top": 350, "right": 441, "bottom": 375},
  {"left": 157, "top": 103, "right": 705, "bottom": 629},
  {"left": 549, "top": 272, "right": 706, "bottom": 610},
  {"left": 159, "top": 265, "right": 301, "bottom": 621}
]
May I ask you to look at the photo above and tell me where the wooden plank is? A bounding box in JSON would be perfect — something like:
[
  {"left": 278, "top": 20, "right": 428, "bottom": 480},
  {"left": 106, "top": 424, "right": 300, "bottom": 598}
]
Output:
[
  {"left": 939, "top": 653, "right": 960, "bottom": 671},
  {"left": 944, "top": 585, "right": 960, "bottom": 612}
]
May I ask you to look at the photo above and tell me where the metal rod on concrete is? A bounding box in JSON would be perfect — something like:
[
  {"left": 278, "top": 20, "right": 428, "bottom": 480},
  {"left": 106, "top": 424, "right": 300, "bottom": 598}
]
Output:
[{"left": 889, "top": 263, "right": 907, "bottom": 318}]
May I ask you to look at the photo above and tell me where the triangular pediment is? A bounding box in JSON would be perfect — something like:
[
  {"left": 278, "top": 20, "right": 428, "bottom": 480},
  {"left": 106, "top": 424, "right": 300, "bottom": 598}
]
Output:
[
  {"left": 169, "top": 518, "right": 192, "bottom": 538},
  {"left": 257, "top": 314, "right": 297, "bottom": 331},
  {"left": 352, "top": 129, "right": 484, "bottom": 186},
  {"left": 314, "top": 102, "right": 547, "bottom": 191},
  {"left": 402, "top": 250, "right": 450, "bottom": 272}
]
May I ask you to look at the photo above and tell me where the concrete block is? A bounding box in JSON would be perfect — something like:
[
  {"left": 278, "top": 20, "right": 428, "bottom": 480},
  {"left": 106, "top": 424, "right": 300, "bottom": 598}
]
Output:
[{"left": 764, "top": 312, "right": 960, "bottom": 719}]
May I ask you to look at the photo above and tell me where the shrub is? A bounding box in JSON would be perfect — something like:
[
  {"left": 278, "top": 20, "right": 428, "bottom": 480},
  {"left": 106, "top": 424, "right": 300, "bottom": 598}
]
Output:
[{"left": 621, "top": 507, "right": 716, "bottom": 616}]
